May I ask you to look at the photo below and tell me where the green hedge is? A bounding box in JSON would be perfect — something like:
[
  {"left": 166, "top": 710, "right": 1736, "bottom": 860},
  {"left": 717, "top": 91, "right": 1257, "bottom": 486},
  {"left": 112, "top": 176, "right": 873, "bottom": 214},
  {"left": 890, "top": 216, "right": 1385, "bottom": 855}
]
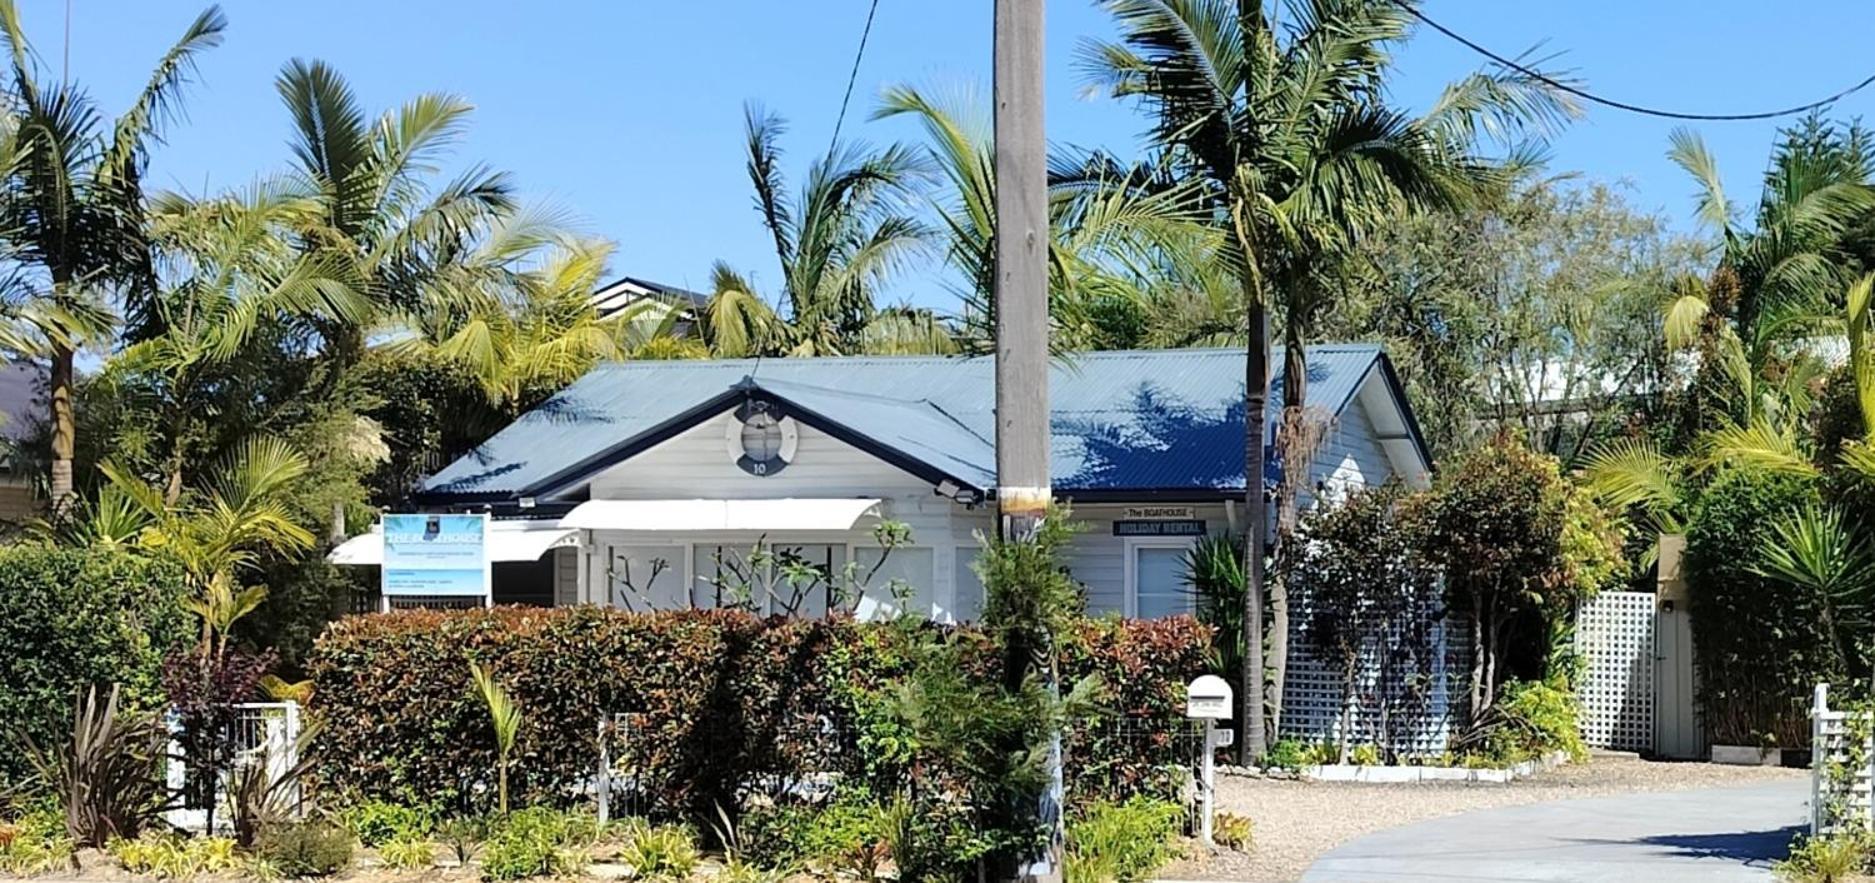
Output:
[
  {"left": 1685, "top": 468, "right": 1830, "bottom": 747},
  {"left": 0, "top": 545, "right": 192, "bottom": 787},
  {"left": 306, "top": 607, "right": 1209, "bottom": 818}
]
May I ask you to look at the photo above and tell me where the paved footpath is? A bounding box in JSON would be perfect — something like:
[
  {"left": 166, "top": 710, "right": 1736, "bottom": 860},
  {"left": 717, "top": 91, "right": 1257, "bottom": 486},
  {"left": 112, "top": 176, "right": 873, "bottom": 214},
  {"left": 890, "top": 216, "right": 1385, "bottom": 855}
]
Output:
[{"left": 1301, "top": 779, "right": 1808, "bottom": 882}]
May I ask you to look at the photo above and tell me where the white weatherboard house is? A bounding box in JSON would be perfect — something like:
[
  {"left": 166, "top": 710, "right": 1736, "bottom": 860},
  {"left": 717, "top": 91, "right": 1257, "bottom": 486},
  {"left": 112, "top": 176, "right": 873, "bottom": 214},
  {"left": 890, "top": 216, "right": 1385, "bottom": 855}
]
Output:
[{"left": 353, "top": 344, "right": 1431, "bottom": 627}]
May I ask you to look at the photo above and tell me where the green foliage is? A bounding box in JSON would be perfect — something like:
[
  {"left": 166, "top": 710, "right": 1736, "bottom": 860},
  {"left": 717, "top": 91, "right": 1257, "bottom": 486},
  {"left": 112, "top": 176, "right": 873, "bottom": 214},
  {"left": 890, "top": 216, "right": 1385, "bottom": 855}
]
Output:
[
  {"left": 0, "top": 808, "right": 74, "bottom": 874},
  {"left": 478, "top": 808, "right": 596, "bottom": 881},
  {"left": 342, "top": 799, "right": 434, "bottom": 847},
  {"left": 0, "top": 546, "right": 191, "bottom": 788},
  {"left": 436, "top": 815, "right": 491, "bottom": 866},
  {"left": 1685, "top": 468, "right": 1832, "bottom": 745},
  {"left": 1775, "top": 831, "right": 1872, "bottom": 882},
  {"left": 254, "top": 820, "right": 354, "bottom": 878},
  {"left": 1212, "top": 811, "right": 1253, "bottom": 852},
  {"left": 1184, "top": 533, "right": 1246, "bottom": 688},
  {"left": 108, "top": 832, "right": 240, "bottom": 878},
  {"left": 1290, "top": 483, "right": 1441, "bottom": 761},
  {"left": 378, "top": 835, "right": 437, "bottom": 870},
  {"left": 306, "top": 608, "right": 1204, "bottom": 822},
  {"left": 1422, "top": 436, "right": 1625, "bottom": 712},
  {"left": 1458, "top": 679, "right": 1587, "bottom": 766},
  {"left": 616, "top": 820, "right": 699, "bottom": 880},
  {"left": 1262, "top": 739, "right": 1313, "bottom": 772},
  {"left": 469, "top": 660, "right": 524, "bottom": 814},
  {"left": 1063, "top": 797, "right": 1183, "bottom": 883}
]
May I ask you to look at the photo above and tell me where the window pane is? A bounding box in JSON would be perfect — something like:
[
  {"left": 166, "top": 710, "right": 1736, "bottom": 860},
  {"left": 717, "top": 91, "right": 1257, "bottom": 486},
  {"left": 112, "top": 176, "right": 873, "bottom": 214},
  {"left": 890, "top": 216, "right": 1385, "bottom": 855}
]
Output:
[
  {"left": 955, "top": 547, "right": 985, "bottom": 623},
  {"left": 606, "top": 545, "right": 684, "bottom": 611},
  {"left": 1135, "top": 546, "right": 1190, "bottom": 619},
  {"left": 854, "top": 547, "right": 934, "bottom": 620}
]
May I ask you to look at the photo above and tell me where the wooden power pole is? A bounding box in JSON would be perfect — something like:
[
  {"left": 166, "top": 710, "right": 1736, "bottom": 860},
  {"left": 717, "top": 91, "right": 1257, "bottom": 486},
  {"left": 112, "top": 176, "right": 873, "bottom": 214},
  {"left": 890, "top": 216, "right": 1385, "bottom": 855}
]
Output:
[
  {"left": 993, "top": 1, "right": 1049, "bottom": 533},
  {"left": 994, "top": 1, "right": 1059, "bottom": 882}
]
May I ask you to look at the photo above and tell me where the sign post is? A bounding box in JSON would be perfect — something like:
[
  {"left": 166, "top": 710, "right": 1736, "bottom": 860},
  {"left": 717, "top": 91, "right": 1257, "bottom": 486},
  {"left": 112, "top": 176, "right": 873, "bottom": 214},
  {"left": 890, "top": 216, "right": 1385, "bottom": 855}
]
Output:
[
  {"left": 381, "top": 514, "right": 491, "bottom": 610},
  {"left": 1187, "top": 674, "right": 1234, "bottom": 848}
]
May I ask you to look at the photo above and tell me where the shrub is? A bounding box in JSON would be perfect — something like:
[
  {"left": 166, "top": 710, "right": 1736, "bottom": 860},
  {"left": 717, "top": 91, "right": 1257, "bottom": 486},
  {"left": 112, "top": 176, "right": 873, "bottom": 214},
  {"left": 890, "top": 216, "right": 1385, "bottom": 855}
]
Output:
[
  {"left": 1686, "top": 468, "right": 1832, "bottom": 746},
  {"left": 307, "top": 608, "right": 1207, "bottom": 819},
  {"left": 479, "top": 807, "right": 595, "bottom": 881},
  {"left": 0, "top": 808, "right": 74, "bottom": 874},
  {"left": 255, "top": 820, "right": 354, "bottom": 878},
  {"left": 108, "top": 833, "right": 240, "bottom": 878},
  {"left": 0, "top": 546, "right": 190, "bottom": 788},
  {"left": 1063, "top": 797, "right": 1184, "bottom": 883},
  {"left": 342, "top": 799, "right": 434, "bottom": 847},
  {"left": 617, "top": 822, "right": 699, "bottom": 880},
  {"left": 1776, "top": 831, "right": 1871, "bottom": 882},
  {"left": 378, "top": 834, "right": 437, "bottom": 870},
  {"left": 1213, "top": 811, "right": 1252, "bottom": 852},
  {"left": 1457, "top": 679, "right": 1587, "bottom": 766},
  {"left": 21, "top": 685, "right": 172, "bottom": 847}
]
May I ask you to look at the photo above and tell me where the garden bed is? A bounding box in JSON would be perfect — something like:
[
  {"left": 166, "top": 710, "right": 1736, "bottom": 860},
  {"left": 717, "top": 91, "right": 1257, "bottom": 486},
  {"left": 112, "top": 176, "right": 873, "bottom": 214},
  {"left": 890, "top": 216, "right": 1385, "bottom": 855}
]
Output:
[{"left": 1299, "top": 750, "right": 1571, "bottom": 784}]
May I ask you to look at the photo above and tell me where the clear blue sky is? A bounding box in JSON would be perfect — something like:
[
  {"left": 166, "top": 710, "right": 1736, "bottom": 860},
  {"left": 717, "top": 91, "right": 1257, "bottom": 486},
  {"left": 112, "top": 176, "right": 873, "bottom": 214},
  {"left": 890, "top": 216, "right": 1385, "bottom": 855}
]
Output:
[{"left": 39, "top": 1, "right": 1875, "bottom": 311}]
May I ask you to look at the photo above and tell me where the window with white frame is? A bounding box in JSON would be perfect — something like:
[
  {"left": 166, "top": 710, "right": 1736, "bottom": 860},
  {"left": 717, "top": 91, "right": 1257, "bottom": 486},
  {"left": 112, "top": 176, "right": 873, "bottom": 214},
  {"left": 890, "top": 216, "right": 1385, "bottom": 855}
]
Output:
[
  {"left": 854, "top": 546, "right": 934, "bottom": 621},
  {"left": 1127, "top": 539, "right": 1195, "bottom": 619}
]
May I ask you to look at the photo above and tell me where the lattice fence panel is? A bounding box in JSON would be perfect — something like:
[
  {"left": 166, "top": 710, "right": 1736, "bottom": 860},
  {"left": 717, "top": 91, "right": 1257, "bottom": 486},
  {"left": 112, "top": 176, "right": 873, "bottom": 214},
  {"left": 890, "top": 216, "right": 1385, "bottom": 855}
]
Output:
[
  {"left": 1280, "top": 607, "right": 1470, "bottom": 757},
  {"left": 1575, "top": 591, "right": 1655, "bottom": 752}
]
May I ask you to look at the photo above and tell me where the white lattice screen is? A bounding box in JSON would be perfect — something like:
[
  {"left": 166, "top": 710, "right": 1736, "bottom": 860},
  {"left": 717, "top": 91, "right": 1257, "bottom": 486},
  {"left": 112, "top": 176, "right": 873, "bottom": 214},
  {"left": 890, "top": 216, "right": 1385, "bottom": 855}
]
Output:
[
  {"left": 1280, "top": 610, "right": 1470, "bottom": 755},
  {"left": 1575, "top": 591, "right": 1655, "bottom": 752}
]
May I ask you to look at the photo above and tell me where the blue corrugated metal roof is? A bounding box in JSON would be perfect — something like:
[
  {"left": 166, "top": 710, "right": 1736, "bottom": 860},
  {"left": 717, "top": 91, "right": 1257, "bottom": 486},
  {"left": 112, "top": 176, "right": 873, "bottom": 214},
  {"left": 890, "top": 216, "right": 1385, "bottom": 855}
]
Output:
[{"left": 419, "top": 344, "right": 1397, "bottom": 501}]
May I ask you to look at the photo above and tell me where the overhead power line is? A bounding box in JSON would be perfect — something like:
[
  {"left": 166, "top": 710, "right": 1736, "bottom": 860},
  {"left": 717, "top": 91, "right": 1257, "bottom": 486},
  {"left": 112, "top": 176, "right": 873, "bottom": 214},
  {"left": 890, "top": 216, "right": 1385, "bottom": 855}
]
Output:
[
  {"left": 828, "top": 0, "right": 884, "bottom": 155},
  {"left": 1396, "top": 0, "right": 1875, "bottom": 122}
]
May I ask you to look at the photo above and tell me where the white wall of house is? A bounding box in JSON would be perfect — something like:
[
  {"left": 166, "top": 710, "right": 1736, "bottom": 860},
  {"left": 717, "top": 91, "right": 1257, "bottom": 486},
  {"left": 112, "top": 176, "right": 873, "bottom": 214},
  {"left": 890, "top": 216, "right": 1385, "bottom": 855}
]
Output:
[{"left": 547, "top": 384, "right": 1416, "bottom": 626}]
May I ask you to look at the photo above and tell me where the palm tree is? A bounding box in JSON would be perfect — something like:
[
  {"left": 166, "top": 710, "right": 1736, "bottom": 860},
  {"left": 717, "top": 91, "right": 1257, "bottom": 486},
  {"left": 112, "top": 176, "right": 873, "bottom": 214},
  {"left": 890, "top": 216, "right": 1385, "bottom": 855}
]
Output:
[
  {"left": 385, "top": 233, "right": 682, "bottom": 412},
  {"left": 274, "top": 58, "right": 518, "bottom": 367},
  {"left": 88, "top": 436, "right": 317, "bottom": 650},
  {"left": 114, "top": 184, "right": 365, "bottom": 503},
  {"left": 0, "top": 1, "right": 226, "bottom": 508},
  {"left": 1084, "top": 0, "right": 1575, "bottom": 755},
  {"left": 469, "top": 661, "right": 523, "bottom": 814},
  {"left": 702, "top": 104, "right": 942, "bottom": 357},
  {"left": 1586, "top": 124, "right": 1875, "bottom": 533},
  {"left": 873, "top": 82, "right": 1215, "bottom": 353}
]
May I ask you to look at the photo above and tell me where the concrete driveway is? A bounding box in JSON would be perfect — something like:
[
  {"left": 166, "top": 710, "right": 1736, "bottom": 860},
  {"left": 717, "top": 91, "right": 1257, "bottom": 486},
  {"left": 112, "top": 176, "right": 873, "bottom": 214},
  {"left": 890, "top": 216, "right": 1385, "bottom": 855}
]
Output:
[{"left": 1301, "top": 779, "right": 1808, "bottom": 882}]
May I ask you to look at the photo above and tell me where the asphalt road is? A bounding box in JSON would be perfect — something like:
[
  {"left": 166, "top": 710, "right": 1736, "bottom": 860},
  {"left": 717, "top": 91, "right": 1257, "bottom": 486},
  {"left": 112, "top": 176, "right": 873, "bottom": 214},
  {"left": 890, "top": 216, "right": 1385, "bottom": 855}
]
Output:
[{"left": 1301, "top": 779, "right": 1809, "bottom": 882}]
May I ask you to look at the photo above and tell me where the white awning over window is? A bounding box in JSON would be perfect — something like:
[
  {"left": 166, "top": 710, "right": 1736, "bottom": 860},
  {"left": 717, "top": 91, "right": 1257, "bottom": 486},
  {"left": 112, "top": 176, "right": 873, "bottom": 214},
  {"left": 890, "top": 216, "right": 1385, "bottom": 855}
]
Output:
[
  {"left": 558, "top": 498, "right": 883, "bottom": 532},
  {"left": 327, "top": 521, "right": 578, "bottom": 566}
]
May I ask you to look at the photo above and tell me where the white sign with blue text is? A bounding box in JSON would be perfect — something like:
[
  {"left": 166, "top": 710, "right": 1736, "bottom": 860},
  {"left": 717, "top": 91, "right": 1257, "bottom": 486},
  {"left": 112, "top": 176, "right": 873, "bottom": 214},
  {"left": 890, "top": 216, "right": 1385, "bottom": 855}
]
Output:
[{"left": 382, "top": 513, "right": 490, "bottom": 602}]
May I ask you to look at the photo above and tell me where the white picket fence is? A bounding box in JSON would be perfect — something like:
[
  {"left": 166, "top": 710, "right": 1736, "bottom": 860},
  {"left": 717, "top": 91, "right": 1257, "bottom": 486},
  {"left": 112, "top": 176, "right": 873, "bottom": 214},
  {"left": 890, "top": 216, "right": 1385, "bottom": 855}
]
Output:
[
  {"left": 165, "top": 701, "right": 303, "bottom": 832},
  {"left": 1811, "top": 684, "right": 1869, "bottom": 835}
]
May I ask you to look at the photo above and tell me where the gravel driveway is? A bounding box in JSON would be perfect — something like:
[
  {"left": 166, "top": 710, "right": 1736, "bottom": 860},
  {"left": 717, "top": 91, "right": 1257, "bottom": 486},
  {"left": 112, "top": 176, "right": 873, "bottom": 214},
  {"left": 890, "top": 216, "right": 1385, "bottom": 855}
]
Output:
[{"left": 1158, "top": 754, "right": 1805, "bottom": 882}]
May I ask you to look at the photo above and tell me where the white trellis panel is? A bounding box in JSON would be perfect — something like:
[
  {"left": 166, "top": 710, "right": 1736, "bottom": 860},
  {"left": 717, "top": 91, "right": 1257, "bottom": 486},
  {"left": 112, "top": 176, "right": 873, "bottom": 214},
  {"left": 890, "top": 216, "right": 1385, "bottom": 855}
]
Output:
[
  {"left": 1812, "top": 683, "right": 1874, "bottom": 835},
  {"left": 1575, "top": 591, "right": 1655, "bottom": 752}
]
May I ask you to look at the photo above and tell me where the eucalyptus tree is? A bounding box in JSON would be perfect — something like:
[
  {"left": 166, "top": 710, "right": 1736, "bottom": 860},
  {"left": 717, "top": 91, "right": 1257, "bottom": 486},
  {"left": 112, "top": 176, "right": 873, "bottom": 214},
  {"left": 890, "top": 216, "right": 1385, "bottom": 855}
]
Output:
[
  {"left": 873, "top": 83, "right": 1215, "bottom": 353},
  {"left": 1083, "top": 0, "right": 1575, "bottom": 754},
  {"left": 0, "top": 1, "right": 226, "bottom": 507},
  {"left": 703, "top": 104, "right": 943, "bottom": 357}
]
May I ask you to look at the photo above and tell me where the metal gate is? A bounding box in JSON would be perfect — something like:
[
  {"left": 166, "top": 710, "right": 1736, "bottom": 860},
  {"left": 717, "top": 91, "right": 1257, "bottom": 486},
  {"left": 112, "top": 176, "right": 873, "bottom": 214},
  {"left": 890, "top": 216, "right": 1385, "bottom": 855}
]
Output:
[{"left": 1575, "top": 591, "right": 1655, "bottom": 752}]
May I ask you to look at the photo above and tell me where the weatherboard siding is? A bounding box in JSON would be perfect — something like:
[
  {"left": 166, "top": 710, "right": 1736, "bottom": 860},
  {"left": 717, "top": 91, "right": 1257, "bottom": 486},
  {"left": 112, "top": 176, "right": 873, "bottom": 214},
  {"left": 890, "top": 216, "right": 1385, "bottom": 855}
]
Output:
[
  {"left": 1299, "top": 398, "right": 1395, "bottom": 510},
  {"left": 587, "top": 410, "right": 937, "bottom": 501}
]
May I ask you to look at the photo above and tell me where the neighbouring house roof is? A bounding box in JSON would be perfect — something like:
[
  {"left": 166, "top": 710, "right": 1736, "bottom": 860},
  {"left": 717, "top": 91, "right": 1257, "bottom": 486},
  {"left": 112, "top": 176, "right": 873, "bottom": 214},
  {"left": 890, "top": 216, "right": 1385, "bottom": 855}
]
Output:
[
  {"left": 417, "top": 344, "right": 1429, "bottom": 505},
  {"left": 589, "top": 275, "right": 709, "bottom": 319}
]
